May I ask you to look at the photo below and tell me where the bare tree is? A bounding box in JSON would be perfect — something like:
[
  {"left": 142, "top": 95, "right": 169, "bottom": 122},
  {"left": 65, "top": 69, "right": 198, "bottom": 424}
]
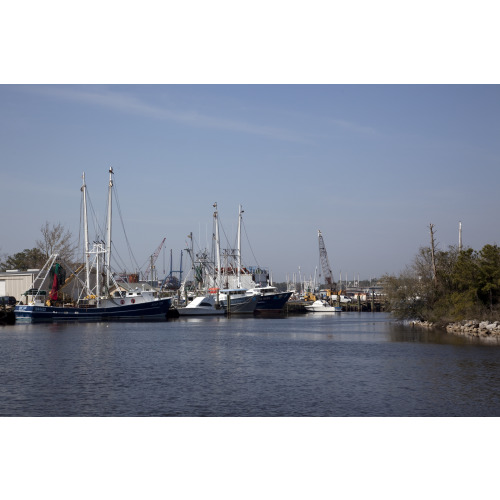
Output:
[
  {"left": 429, "top": 223, "right": 438, "bottom": 286},
  {"left": 36, "top": 221, "right": 76, "bottom": 263}
]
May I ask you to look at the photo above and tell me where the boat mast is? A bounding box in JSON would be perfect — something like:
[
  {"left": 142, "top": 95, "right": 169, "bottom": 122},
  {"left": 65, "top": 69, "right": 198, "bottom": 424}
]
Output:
[
  {"left": 105, "top": 167, "right": 114, "bottom": 293},
  {"left": 237, "top": 204, "right": 243, "bottom": 288},
  {"left": 96, "top": 242, "right": 101, "bottom": 305},
  {"left": 189, "top": 231, "right": 194, "bottom": 273},
  {"left": 81, "top": 172, "right": 91, "bottom": 294},
  {"left": 213, "top": 203, "right": 221, "bottom": 288}
]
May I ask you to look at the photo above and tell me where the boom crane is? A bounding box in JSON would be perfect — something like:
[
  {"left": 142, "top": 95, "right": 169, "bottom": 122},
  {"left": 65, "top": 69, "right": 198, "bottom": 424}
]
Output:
[
  {"left": 318, "top": 230, "right": 336, "bottom": 294},
  {"left": 144, "top": 237, "right": 166, "bottom": 281}
]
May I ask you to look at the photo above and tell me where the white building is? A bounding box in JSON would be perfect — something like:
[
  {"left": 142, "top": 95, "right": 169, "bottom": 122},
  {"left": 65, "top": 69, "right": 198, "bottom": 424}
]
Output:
[{"left": 0, "top": 270, "right": 39, "bottom": 303}]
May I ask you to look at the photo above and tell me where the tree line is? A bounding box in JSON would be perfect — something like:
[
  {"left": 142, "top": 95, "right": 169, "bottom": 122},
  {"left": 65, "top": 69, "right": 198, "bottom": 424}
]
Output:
[
  {"left": 383, "top": 243, "right": 500, "bottom": 324},
  {"left": 0, "top": 222, "right": 76, "bottom": 271}
]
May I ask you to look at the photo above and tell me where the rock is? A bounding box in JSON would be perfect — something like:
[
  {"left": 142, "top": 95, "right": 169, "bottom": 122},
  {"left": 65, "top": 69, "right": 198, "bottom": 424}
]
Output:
[{"left": 444, "top": 319, "right": 500, "bottom": 341}]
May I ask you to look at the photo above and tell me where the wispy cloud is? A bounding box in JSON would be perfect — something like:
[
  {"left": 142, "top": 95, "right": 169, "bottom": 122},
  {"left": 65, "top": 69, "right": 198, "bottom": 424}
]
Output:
[
  {"left": 29, "top": 86, "right": 309, "bottom": 143},
  {"left": 330, "top": 118, "right": 377, "bottom": 135}
]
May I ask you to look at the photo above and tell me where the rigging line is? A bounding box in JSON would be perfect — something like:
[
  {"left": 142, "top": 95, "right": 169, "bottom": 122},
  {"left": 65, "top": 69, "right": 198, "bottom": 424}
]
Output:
[
  {"left": 138, "top": 257, "right": 149, "bottom": 274},
  {"left": 217, "top": 215, "right": 234, "bottom": 253},
  {"left": 110, "top": 241, "right": 129, "bottom": 273},
  {"left": 85, "top": 189, "right": 105, "bottom": 242},
  {"left": 242, "top": 220, "right": 260, "bottom": 268},
  {"left": 112, "top": 183, "right": 140, "bottom": 272}
]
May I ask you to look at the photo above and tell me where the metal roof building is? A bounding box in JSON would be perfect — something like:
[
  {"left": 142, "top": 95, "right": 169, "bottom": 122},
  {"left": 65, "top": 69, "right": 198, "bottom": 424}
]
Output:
[{"left": 0, "top": 270, "right": 39, "bottom": 303}]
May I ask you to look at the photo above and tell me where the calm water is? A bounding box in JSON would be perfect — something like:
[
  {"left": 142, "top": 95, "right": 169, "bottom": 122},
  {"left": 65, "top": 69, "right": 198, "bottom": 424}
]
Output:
[{"left": 1, "top": 312, "right": 500, "bottom": 416}]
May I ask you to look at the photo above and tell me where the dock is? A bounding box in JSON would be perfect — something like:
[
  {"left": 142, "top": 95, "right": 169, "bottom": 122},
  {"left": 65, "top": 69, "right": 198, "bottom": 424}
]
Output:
[{"left": 0, "top": 306, "right": 16, "bottom": 325}]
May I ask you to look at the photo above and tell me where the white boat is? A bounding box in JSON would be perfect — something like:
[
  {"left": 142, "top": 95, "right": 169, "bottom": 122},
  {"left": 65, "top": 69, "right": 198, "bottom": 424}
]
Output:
[
  {"left": 305, "top": 300, "right": 342, "bottom": 313},
  {"left": 177, "top": 295, "right": 225, "bottom": 316}
]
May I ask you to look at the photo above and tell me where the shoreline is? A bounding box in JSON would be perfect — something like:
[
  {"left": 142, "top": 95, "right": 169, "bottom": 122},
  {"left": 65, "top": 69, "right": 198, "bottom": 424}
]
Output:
[{"left": 408, "top": 319, "right": 500, "bottom": 344}]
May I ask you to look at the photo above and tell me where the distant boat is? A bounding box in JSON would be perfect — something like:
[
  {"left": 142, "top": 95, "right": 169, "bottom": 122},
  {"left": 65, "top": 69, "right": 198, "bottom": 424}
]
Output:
[
  {"left": 248, "top": 285, "right": 292, "bottom": 313},
  {"left": 305, "top": 300, "right": 342, "bottom": 313},
  {"left": 15, "top": 169, "right": 171, "bottom": 323},
  {"left": 218, "top": 288, "right": 259, "bottom": 314},
  {"left": 214, "top": 205, "right": 290, "bottom": 313},
  {"left": 177, "top": 295, "right": 225, "bottom": 316},
  {"left": 183, "top": 203, "right": 288, "bottom": 315}
]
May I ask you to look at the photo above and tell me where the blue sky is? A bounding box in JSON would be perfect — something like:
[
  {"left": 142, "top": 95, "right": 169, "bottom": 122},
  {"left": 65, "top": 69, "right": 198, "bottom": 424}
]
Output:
[{"left": 1, "top": 84, "right": 499, "bottom": 282}]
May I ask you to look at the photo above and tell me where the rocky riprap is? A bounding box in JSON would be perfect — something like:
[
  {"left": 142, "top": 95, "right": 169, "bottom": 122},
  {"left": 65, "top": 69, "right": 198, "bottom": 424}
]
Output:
[
  {"left": 406, "top": 319, "right": 500, "bottom": 343},
  {"left": 446, "top": 320, "right": 500, "bottom": 342},
  {"left": 407, "top": 320, "right": 435, "bottom": 328}
]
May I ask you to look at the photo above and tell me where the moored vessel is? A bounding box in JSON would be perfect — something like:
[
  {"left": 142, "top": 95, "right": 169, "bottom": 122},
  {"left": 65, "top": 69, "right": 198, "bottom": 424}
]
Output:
[
  {"left": 218, "top": 288, "right": 259, "bottom": 314},
  {"left": 177, "top": 294, "right": 225, "bottom": 316},
  {"left": 248, "top": 284, "right": 292, "bottom": 313},
  {"left": 14, "top": 169, "right": 171, "bottom": 323},
  {"left": 305, "top": 299, "right": 342, "bottom": 313}
]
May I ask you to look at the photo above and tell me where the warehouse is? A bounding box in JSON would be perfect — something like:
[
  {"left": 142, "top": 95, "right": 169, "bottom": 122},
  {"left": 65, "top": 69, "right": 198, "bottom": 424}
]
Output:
[{"left": 0, "top": 270, "right": 39, "bottom": 303}]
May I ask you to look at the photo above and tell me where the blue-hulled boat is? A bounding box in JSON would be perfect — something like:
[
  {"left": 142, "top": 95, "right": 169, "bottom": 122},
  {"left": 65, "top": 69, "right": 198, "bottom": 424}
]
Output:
[
  {"left": 15, "top": 291, "right": 171, "bottom": 323},
  {"left": 14, "top": 169, "right": 171, "bottom": 323},
  {"left": 248, "top": 285, "right": 292, "bottom": 313},
  {"left": 218, "top": 288, "right": 259, "bottom": 314}
]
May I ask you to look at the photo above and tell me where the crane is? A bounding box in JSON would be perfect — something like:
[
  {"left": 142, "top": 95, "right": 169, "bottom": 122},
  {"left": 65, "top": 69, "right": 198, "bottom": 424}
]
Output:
[
  {"left": 318, "top": 230, "right": 336, "bottom": 291},
  {"left": 143, "top": 237, "right": 166, "bottom": 281}
]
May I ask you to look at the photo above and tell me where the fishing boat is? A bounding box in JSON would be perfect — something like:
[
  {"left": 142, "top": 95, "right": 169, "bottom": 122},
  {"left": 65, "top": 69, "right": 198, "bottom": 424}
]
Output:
[
  {"left": 305, "top": 300, "right": 342, "bottom": 313},
  {"left": 182, "top": 203, "right": 286, "bottom": 315},
  {"left": 218, "top": 288, "right": 259, "bottom": 314},
  {"left": 200, "top": 204, "right": 258, "bottom": 314},
  {"left": 213, "top": 205, "right": 292, "bottom": 314},
  {"left": 14, "top": 169, "right": 171, "bottom": 323},
  {"left": 177, "top": 294, "right": 225, "bottom": 316},
  {"left": 248, "top": 284, "right": 292, "bottom": 313}
]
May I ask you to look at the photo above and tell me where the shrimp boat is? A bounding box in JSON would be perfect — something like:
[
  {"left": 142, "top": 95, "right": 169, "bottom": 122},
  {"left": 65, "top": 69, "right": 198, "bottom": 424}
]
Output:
[
  {"left": 180, "top": 203, "right": 289, "bottom": 315},
  {"left": 218, "top": 288, "right": 259, "bottom": 314},
  {"left": 211, "top": 204, "right": 287, "bottom": 314},
  {"left": 248, "top": 284, "right": 292, "bottom": 313},
  {"left": 15, "top": 169, "right": 171, "bottom": 323},
  {"left": 180, "top": 203, "right": 259, "bottom": 315}
]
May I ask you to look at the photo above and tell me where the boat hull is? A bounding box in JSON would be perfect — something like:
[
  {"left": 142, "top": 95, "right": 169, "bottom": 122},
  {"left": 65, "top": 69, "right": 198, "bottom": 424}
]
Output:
[
  {"left": 255, "top": 291, "right": 292, "bottom": 312},
  {"left": 14, "top": 298, "right": 172, "bottom": 323},
  {"left": 305, "top": 300, "right": 342, "bottom": 313},
  {"left": 177, "top": 307, "right": 225, "bottom": 316},
  {"left": 305, "top": 306, "right": 342, "bottom": 313},
  {"left": 220, "top": 295, "right": 259, "bottom": 314},
  {"left": 177, "top": 295, "right": 225, "bottom": 316}
]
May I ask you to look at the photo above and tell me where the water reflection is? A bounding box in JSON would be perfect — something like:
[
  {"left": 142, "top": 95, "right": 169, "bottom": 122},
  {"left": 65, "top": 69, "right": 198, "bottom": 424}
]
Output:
[
  {"left": 387, "top": 322, "right": 500, "bottom": 346},
  {"left": 1, "top": 313, "right": 500, "bottom": 416}
]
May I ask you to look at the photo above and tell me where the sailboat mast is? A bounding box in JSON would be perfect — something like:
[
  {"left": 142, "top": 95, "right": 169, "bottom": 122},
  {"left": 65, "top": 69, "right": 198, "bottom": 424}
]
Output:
[
  {"left": 105, "top": 167, "right": 114, "bottom": 292},
  {"left": 81, "top": 172, "right": 90, "bottom": 294}
]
